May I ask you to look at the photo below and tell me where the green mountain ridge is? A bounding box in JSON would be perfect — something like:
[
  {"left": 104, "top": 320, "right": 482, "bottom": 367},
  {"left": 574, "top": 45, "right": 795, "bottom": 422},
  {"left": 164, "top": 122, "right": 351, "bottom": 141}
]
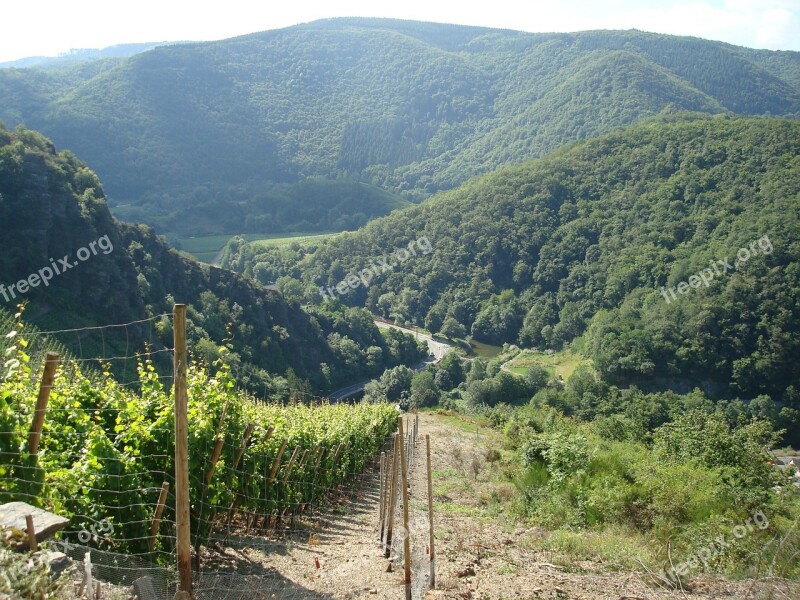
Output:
[
  {"left": 223, "top": 114, "right": 800, "bottom": 401},
  {"left": 1, "top": 19, "right": 798, "bottom": 235}
]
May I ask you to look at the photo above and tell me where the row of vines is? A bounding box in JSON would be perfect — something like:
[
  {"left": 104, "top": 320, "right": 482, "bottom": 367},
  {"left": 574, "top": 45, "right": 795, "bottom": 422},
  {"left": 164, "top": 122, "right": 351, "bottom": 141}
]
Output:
[{"left": 1, "top": 309, "right": 397, "bottom": 561}]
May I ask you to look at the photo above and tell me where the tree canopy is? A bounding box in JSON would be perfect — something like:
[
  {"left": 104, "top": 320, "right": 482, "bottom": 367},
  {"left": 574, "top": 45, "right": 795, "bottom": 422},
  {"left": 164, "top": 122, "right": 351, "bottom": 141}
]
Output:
[
  {"left": 1, "top": 19, "right": 798, "bottom": 236},
  {"left": 226, "top": 115, "right": 800, "bottom": 401}
]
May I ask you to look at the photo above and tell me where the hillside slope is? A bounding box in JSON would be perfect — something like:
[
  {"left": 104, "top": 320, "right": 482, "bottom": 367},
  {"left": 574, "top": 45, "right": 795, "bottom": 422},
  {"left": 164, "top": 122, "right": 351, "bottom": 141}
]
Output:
[
  {"left": 1, "top": 19, "right": 798, "bottom": 235},
  {"left": 224, "top": 115, "right": 800, "bottom": 399},
  {"left": 0, "top": 124, "right": 426, "bottom": 393}
]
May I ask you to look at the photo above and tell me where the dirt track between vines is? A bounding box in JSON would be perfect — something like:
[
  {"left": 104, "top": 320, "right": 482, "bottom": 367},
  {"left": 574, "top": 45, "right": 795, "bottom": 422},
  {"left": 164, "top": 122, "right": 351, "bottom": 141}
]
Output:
[{"left": 202, "top": 412, "right": 798, "bottom": 600}]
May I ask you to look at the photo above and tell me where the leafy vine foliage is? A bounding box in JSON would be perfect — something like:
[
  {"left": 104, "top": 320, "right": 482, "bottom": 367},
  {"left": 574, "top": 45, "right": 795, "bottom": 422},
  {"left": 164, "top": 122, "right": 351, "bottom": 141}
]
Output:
[{"left": 1, "top": 313, "right": 397, "bottom": 556}]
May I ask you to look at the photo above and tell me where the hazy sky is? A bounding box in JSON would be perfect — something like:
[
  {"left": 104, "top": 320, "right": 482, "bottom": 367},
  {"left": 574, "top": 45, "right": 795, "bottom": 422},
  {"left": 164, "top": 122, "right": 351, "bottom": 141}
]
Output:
[{"left": 1, "top": 0, "right": 798, "bottom": 62}]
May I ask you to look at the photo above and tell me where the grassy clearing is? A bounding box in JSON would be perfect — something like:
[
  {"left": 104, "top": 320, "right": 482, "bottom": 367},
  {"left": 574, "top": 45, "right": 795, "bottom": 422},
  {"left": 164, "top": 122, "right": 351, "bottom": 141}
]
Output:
[
  {"left": 532, "top": 526, "right": 655, "bottom": 572},
  {"left": 430, "top": 410, "right": 488, "bottom": 434},
  {"left": 427, "top": 412, "right": 522, "bottom": 526},
  {"left": 505, "top": 348, "right": 585, "bottom": 380},
  {"left": 174, "top": 231, "right": 338, "bottom": 263},
  {"left": 468, "top": 339, "right": 504, "bottom": 358},
  {"left": 427, "top": 412, "right": 663, "bottom": 575},
  {"left": 249, "top": 232, "right": 337, "bottom": 249}
]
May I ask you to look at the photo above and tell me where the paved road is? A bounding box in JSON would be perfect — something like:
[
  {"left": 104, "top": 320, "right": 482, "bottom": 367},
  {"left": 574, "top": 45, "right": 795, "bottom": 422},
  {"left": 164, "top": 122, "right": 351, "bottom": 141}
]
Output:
[
  {"left": 328, "top": 320, "right": 453, "bottom": 401},
  {"left": 373, "top": 319, "right": 452, "bottom": 361}
]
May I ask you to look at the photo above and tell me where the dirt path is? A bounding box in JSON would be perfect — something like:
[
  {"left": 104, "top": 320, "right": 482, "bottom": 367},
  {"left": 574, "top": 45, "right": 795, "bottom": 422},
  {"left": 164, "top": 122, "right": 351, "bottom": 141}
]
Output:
[{"left": 198, "top": 413, "right": 798, "bottom": 600}]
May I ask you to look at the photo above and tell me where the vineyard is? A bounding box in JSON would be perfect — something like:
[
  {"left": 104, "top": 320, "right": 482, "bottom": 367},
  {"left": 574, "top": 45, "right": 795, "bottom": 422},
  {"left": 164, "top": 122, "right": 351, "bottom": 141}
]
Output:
[{"left": 0, "top": 306, "right": 399, "bottom": 597}]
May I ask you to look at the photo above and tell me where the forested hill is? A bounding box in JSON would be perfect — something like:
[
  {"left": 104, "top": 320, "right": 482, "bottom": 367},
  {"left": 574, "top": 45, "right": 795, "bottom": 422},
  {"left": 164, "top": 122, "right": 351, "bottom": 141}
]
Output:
[
  {"left": 0, "top": 124, "right": 426, "bottom": 394},
  {"left": 223, "top": 115, "right": 800, "bottom": 400},
  {"left": 1, "top": 19, "right": 798, "bottom": 235}
]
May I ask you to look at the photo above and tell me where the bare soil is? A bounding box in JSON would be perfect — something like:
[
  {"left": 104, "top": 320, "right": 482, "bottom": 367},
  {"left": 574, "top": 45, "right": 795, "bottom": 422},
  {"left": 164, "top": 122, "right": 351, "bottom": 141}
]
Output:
[{"left": 191, "top": 412, "right": 798, "bottom": 600}]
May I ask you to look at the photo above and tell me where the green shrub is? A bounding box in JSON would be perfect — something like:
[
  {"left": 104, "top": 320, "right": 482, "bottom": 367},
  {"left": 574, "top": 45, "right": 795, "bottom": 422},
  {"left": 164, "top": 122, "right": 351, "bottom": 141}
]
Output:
[
  {"left": 635, "top": 459, "right": 731, "bottom": 526},
  {"left": 0, "top": 548, "right": 69, "bottom": 599},
  {"left": 521, "top": 431, "right": 592, "bottom": 481},
  {"left": 653, "top": 410, "right": 782, "bottom": 509}
]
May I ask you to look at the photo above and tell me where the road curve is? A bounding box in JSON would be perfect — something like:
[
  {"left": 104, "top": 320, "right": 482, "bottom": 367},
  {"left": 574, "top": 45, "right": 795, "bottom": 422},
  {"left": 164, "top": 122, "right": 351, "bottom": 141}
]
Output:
[
  {"left": 327, "top": 319, "right": 454, "bottom": 401},
  {"left": 373, "top": 319, "right": 452, "bottom": 362}
]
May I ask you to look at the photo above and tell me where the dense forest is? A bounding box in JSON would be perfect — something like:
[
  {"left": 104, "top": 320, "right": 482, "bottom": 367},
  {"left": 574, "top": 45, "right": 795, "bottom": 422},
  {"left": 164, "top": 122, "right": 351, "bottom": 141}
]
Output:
[
  {"left": 2, "top": 20, "right": 800, "bottom": 597},
  {"left": 0, "top": 123, "right": 426, "bottom": 394},
  {"left": 222, "top": 114, "right": 800, "bottom": 403},
  {"left": 1, "top": 19, "right": 798, "bottom": 236}
]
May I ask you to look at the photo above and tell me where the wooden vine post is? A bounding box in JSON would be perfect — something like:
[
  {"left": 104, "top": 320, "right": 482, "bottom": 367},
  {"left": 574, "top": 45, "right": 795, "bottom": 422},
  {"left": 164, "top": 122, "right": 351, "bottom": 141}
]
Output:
[
  {"left": 378, "top": 451, "right": 386, "bottom": 533},
  {"left": 25, "top": 515, "right": 37, "bottom": 551},
  {"left": 398, "top": 417, "right": 412, "bottom": 600},
  {"left": 148, "top": 481, "right": 170, "bottom": 551},
  {"left": 173, "top": 304, "right": 192, "bottom": 597},
  {"left": 426, "top": 434, "right": 435, "bottom": 588},
  {"left": 282, "top": 446, "right": 302, "bottom": 484},
  {"left": 226, "top": 423, "right": 257, "bottom": 526},
  {"left": 28, "top": 352, "right": 59, "bottom": 454},
  {"left": 385, "top": 433, "right": 399, "bottom": 556},
  {"left": 205, "top": 401, "right": 230, "bottom": 485},
  {"left": 381, "top": 448, "right": 392, "bottom": 542},
  {"left": 265, "top": 438, "right": 289, "bottom": 528},
  {"left": 267, "top": 439, "right": 289, "bottom": 484}
]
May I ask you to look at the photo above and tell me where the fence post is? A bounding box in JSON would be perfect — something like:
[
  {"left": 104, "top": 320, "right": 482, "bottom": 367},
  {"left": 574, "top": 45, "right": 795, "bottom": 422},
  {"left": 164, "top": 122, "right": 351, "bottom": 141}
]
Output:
[
  {"left": 25, "top": 514, "right": 37, "bottom": 551},
  {"left": 28, "top": 352, "right": 59, "bottom": 454},
  {"left": 173, "top": 304, "right": 192, "bottom": 597},
  {"left": 205, "top": 401, "right": 230, "bottom": 485},
  {"left": 148, "top": 482, "right": 170, "bottom": 552},
  {"left": 398, "top": 417, "right": 412, "bottom": 600},
  {"left": 385, "top": 433, "right": 399, "bottom": 556},
  {"left": 426, "top": 435, "right": 435, "bottom": 588},
  {"left": 378, "top": 451, "right": 386, "bottom": 533}
]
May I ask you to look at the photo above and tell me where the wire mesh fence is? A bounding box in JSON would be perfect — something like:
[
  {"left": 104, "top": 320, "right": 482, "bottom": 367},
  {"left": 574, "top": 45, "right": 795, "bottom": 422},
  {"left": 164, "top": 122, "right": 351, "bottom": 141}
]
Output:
[
  {"left": 0, "top": 306, "right": 406, "bottom": 600},
  {"left": 378, "top": 414, "right": 436, "bottom": 600}
]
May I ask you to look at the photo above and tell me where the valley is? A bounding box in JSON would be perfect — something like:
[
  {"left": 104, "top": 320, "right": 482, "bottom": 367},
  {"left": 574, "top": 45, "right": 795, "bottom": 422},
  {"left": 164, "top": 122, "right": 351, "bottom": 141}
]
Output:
[{"left": 1, "top": 15, "right": 799, "bottom": 600}]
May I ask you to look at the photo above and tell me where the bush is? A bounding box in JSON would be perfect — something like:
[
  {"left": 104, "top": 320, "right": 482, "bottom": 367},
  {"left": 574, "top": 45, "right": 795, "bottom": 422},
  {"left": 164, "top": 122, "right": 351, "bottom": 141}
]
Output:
[
  {"left": 484, "top": 448, "right": 502, "bottom": 463},
  {"left": 653, "top": 410, "right": 782, "bottom": 509},
  {"left": 521, "top": 431, "right": 592, "bottom": 480},
  {"left": 592, "top": 414, "right": 646, "bottom": 442},
  {"left": 634, "top": 459, "right": 731, "bottom": 526},
  {"left": 0, "top": 548, "right": 69, "bottom": 599}
]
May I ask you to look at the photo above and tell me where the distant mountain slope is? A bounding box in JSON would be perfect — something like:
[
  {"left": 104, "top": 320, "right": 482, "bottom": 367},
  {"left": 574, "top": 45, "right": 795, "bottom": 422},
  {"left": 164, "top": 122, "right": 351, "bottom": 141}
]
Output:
[
  {"left": 0, "top": 19, "right": 798, "bottom": 235},
  {"left": 0, "top": 124, "right": 425, "bottom": 394},
  {"left": 0, "top": 42, "right": 183, "bottom": 69},
  {"left": 225, "top": 114, "right": 800, "bottom": 400}
]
